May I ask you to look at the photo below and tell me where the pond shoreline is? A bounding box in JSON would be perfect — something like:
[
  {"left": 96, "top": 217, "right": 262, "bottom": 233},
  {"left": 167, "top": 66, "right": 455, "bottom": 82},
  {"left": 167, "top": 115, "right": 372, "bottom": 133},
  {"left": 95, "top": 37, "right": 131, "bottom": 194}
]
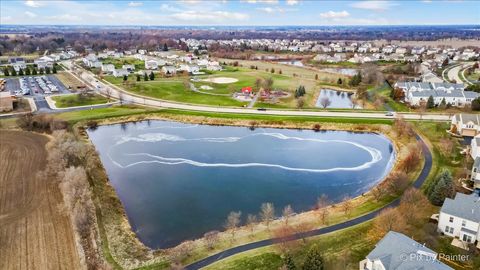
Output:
[{"left": 76, "top": 113, "right": 411, "bottom": 269}]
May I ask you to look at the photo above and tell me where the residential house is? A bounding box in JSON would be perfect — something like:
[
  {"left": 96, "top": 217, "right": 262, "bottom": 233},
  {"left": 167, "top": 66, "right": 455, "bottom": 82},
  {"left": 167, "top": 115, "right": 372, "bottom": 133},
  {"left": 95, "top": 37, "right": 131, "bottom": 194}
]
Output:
[
  {"left": 395, "top": 47, "right": 407, "bottom": 54},
  {"left": 179, "top": 64, "right": 200, "bottom": 74},
  {"left": 161, "top": 66, "right": 177, "bottom": 76},
  {"left": 359, "top": 231, "right": 452, "bottom": 270},
  {"left": 438, "top": 192, "right": 480, "bottom": 245},
  {"left": 112, "top": 69, "right": 129, "bottom": 78},
  {"left": 411, "top": 46, "right": 425, "bottom": 55},
  {"left": 101, "top": 64, "right": 115, "bottom": 73},
  {"left": 145, "top": 60, "right": 158, "bottom": 70},
  {"left": 451, "top": 114, "right": 480, "bottom": 137},
  {"left": 9, "top": 57, "right": 26, "bottom": 72},
  {"left": 34, "top": 56, "right": 54, "bottom": 70},
  {"left": 122, "top": 64, "right": 135, "bottom": 72}
]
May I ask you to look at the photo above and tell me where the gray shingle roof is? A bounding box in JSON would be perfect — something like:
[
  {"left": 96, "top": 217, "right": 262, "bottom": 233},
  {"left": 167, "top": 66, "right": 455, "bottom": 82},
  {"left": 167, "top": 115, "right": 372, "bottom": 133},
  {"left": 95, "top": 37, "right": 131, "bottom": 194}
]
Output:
[
  {"left": 441, "top": 193, "right": 480, "bottom": 223},
  {"left": 366, "top": 231, "right": 452, "bottom": 270},
  {"left": 460, "top": 114, "right": 480, "bottom": 125},
  {"left": 464, "top": 91, "right": 480, "bottom": 99}
]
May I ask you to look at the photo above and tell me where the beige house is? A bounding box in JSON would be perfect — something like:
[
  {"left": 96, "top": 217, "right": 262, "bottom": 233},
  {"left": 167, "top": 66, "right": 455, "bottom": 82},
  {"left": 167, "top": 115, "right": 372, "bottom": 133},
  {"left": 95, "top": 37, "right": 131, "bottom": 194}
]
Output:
[
  {"left": 0, "top": 92, "right": 13, "bottom": 112},
  {"left": 451, "top": 114, "right": 480, "bottom": 137}
]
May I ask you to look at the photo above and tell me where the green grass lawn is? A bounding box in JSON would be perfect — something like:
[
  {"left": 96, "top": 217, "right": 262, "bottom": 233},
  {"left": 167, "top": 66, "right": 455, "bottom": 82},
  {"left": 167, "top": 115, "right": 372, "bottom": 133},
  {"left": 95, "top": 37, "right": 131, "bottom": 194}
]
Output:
[
  {"left": 52, "top": 93, "right": 109, "bottom": 108},
  {"left": 204, "top": 222, "right": 373, "bottom": 270},
  {"left": 102, "top": 57, "right": 145, "bottom": 70}
]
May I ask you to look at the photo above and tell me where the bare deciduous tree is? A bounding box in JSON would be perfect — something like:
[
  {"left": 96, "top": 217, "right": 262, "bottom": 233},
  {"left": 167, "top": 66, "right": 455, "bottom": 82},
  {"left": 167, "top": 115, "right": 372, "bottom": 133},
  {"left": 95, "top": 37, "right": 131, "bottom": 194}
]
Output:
[
  {"left": 246, "top": 214, "right": 257, "bottom": 235},
  {"left": 341, "top": 196, "right": 353, "bottom": 217},
  {"left": 260, "top": 202, "right": 275, "bottom": 228},
  {"left": 282, "top": 205, "right": 294, "bottom": 225},
  {"left": 204, "top": 231, "right": 220, "bottom": 250},
  {"left": 224, "top": 211, "right": 241, "bottom": 240}
]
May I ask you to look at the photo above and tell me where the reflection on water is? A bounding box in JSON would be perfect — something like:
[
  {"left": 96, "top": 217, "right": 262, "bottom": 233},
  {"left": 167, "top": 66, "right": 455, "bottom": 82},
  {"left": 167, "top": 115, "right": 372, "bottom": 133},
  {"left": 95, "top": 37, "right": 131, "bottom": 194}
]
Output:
[{"left": 315, "top": 89, "right": 361, "bottom": 109}]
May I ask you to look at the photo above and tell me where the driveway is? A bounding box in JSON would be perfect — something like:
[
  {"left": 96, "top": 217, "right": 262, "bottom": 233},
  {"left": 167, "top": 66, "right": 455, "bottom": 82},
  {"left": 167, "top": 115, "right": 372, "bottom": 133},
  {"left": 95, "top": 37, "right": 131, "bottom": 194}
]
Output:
[{"left": 185, "top": 133, "right": 433, "bottom": 269}]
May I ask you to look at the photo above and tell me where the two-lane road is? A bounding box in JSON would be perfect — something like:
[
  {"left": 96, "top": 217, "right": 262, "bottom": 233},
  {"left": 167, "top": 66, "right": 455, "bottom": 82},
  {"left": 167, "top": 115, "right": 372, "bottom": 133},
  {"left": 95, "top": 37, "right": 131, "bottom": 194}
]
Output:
[{"left": 61, "top": 61, "right": 452, "bottom": 122}]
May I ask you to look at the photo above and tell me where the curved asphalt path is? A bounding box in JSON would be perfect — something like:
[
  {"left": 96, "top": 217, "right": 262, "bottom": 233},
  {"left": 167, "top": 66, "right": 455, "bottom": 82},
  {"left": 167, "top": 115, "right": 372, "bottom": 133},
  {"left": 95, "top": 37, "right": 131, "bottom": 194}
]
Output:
[{"left": 185, "top": 133, "right": 432, "bottom": 270}]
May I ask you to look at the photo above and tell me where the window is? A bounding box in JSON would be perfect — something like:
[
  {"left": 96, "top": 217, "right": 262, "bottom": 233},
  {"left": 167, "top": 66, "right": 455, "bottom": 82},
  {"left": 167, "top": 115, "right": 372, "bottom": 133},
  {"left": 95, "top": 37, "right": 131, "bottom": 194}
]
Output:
[
  {"left": 445, "top": 226, "right": 454, "bottom": 234},
  {"left": 449, "top": 217, "right": 454, "bottom": 222},
  {"left": 462, "top": 220, "right": 467, "bottom": 227},
  {"left": 463, "top": 234, "right": 473, "bottom": 243}
]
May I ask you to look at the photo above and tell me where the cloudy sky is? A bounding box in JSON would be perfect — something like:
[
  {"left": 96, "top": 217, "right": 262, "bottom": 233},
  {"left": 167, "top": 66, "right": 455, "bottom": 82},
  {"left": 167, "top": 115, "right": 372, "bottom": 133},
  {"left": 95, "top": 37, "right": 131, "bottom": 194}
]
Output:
[{"left": 1, "top": 0, "right": 479, "bottom": 26}]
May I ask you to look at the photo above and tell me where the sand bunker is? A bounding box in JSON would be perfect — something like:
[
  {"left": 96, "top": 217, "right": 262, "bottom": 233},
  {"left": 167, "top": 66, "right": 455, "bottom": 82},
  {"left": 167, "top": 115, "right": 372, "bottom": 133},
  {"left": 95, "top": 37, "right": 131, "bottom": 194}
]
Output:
[
  {"left": 200, "top": 85, "right": 214, "bottom": 90},
  {"left": 201, "top": 77, "right": 238, "bottom": 84}
]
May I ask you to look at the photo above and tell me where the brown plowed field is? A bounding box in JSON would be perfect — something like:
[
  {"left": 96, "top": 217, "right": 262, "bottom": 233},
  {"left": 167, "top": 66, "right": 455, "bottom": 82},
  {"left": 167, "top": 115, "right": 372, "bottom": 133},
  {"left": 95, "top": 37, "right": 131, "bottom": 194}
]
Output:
[{"left": 0, "top": 130, "right": 81, "bottom": 270}]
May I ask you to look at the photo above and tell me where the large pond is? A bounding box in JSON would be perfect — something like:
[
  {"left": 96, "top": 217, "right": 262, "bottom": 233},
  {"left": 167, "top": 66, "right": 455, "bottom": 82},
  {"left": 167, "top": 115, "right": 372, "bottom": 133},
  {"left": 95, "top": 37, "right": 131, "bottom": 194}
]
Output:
[
  {"left": 315, "top": 89, "right": 361, "bottom": 109},
  {"left": 88, "top": 120, "right": 395, "bottom": 249}
]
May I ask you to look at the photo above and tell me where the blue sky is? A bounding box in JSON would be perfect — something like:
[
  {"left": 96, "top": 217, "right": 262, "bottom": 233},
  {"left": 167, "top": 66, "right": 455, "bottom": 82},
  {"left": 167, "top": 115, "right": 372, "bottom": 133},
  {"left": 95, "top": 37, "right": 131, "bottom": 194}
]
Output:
[{"left": 1, "top": 1, "right": 479, "bottom": 26}]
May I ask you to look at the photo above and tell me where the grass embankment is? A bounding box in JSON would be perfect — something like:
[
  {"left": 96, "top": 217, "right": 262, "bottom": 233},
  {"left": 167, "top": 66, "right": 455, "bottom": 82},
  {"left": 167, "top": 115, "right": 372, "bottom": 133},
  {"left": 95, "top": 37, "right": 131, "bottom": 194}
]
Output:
[
  {"left": 55, "top": 105, "right": 427, "bottom": 270},
  {"left": 52, "top": 93, "right": 110, "bottom": 108}
]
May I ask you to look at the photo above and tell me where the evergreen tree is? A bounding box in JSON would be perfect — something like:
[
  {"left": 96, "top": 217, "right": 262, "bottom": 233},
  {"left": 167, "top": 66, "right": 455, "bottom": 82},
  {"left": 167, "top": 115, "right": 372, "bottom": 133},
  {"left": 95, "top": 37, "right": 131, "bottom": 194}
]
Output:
[
  {"left": 337, "top": 78, "right": 342, "bottom": 85},
  {"left": 11, "top": 68, "right": 17, "bottom": 76},
  {"left": 144, "top": 72, "right": 149, "bottom": 81},
  {"left": 283, "top": 253, "right": 296, "bottom": 270},
  {"left": 123, "top": 75, "right": 128, "bottom": 82},
  {"left": 427, "top": 95, "right": 435, "bottom": 109},
  {"left": 32, "top": 68, "right": 37, "bottom": 75},
  {"left": 3, "top": 68, "right": 10, "bottom": 76},
  {"left": 45, "top": 67, "right": 51, "bottom": 74},
  {"left": 302, "top": 245, "right": 324, "bottom": 270},
  {"left": 439, "top": 98, "right": 447, "bottom": 108},
  {"left": 136, "top": 74, "right": 141, "bottom": 81},
  {"left": 18, "top": 68, "right": 24, "bottom": 76},
  {"left": 472, "top": 97, "right": 480, "bottom": 111},
  {"left": 25, "top": 68, "right": 31, "bottom": 75},
  {"left": 149, "top": 71, "right": 155, "bottom": 80},
  {"left": 52, "top": 66, "right": 57, "bottom": 73},
  {"left": 163, "top": 43, "right": 168, "bottom": 51},
  {"left": 428, "top": 170, "right": 454, "bottom": 206}
]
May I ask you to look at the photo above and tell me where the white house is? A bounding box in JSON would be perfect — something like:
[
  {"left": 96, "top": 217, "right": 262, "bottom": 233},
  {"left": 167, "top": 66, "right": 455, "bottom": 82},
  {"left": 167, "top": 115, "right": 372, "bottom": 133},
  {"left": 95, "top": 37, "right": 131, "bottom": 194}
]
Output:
[
  {"left": 360, "top": 231, "right": 452, "bottom": 270},
  {"left": 122, "top": 64, "right": 135, "bottom": 72},
  {"left": 34, "top": 56, "right": 54, "bottom": 70},
  {"left": 179, "top": 64, "right": 199, "bottom": 74},
  {"left": 471, "top": 135, "right": 480, "bottom": 190},
  {"left": 438, "top": 192, "right": 480, "bottom": 245},
  {"left": 101, "top": 64, "right": 115, "bottom": 73},
  {"left": 451, "top": 114, "right": 480, "bottom": 137},
  {"left": 112, "top": 69, "right": 129, "bottom": 77},
  {"left": 145, "top": 60, "right": 159, "bottom": 70},
  {"left": 161, "top": 66, "right": 177, "bottom": 75}
]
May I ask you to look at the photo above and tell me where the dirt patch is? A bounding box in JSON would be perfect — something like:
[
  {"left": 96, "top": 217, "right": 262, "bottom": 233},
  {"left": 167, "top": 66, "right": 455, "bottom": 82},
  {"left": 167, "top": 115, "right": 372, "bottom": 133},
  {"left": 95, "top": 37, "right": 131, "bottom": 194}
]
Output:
[
  {"left": 0, "top": 130, "right": 81, "bottom": 270},
  {"left": 201, "top": 77, "right": 238, "bottom": 84}
]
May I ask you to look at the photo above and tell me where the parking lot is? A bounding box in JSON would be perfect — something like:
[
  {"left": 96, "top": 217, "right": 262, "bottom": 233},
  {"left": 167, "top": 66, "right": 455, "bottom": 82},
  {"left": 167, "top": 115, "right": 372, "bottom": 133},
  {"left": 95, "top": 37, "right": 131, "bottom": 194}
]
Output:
[{"left": 4, "top": 75, "right": 72, "bottom": 111}]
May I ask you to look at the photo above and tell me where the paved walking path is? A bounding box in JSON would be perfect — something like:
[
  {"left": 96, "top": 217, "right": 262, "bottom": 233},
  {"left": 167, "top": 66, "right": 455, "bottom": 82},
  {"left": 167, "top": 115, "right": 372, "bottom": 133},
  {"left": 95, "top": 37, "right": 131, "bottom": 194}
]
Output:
[{"left": 185, "top": 133, "right": 432, "bottom": 270}]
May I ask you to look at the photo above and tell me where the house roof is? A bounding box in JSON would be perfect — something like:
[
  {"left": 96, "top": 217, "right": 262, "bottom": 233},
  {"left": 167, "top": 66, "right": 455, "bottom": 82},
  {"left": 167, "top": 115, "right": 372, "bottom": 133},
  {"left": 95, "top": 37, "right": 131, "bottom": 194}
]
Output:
[
  {"left": 441, "top": 193, "right": 480, "bottom": 223},
  {"left": 366, "top": 231, "right": 452, "bottom": 270},
  {"left": 473, "top": 157, "right": 480, "bottom": 170},
  {"left": 459, "top": 114, "right": 480, "bottom": 125},
  {"left": 464, "top": 91, "right": 480, "bottom": 99}
]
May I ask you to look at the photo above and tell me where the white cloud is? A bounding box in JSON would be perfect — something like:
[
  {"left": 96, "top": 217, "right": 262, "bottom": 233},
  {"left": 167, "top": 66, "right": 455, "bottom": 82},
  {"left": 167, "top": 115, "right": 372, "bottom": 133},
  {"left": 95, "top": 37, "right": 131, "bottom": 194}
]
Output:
[
  {"left": 1, "top": 16, "right": 13, "bottom": 22},
  {"left": 286, "top": 0, "right": 299, "bottom": 5},
  {"left": 24, "top": 11, "right": 37, "bottom": 18},
  {"left": 244, "top": 0, "right": 279, "bottom": 4},
  {"left": 350, "top": 1, "right": 397, "bottom": 11},
  {"left": 256, "top": 6, "right": 288, "bottom": 13},
  {"left": 47, "top": 14, "right": 81, "bottom": 21},
  {"left": 128, "top": 2, "right": 143, "bottom": 7},
  {"left": 24, "top": 1, "right": 43, "bottom": 8},
  {"left": 171, "top": 11, "right": 249, "bottom": 22},
  {"left": 320, "top": 10, "right": 350, "bottom": 19}
]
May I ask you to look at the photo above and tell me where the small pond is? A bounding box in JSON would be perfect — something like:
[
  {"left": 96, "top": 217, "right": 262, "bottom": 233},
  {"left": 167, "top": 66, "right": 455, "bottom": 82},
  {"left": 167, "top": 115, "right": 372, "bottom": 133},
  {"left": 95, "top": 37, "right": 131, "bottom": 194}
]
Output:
[
  {"left": 315, "top": 89, "right": 361, "bottom": 109},
  {"left": 88, "top": 120, "right": 394, "bottom": 248}
]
